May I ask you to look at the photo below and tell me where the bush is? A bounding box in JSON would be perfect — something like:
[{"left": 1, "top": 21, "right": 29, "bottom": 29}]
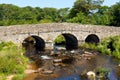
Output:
[
  {"left": 96, "top": 44, "right": 111, "bottom": 55},
  {"left": 81, "top": 43, "right": 97, "bottom": 50},
  {"left": 96, "top": 38, "right": 111, "bottom": 55},
  {"left": 0, "top": 41, "right": 28, "bottom": 79},
  {"left": 81, "top": 35, "right": 120, "bottom": 59},
  {"left": 0, "top": 41, "right": 17, "bottom": 51},
  {"left": 54, "top": 35, "right": 66, "bottom": 44}
]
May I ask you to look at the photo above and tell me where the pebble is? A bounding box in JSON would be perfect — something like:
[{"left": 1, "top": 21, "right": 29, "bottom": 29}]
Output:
[
  {"left": 25, "top": 70, "right": 37, "bottom": 74},
  {"left": 41, "top": 70, "right": 53, "bottom": 74},
  {"left": 34, "top": 68, "right": 43, "bottom": 73},
  {"left": 41, "top": 55, "right": 51, "bottom": 59},
  {"left": 87, "top": 71, "right": 96, "bottom": 80},
  {"left": 82, "top": 53, "right": 93, "bottom": 57},
  {"left": 84, "top": 51, "right": 93, "bottom": 54},
  {"left": 53, "top": 59, "right": 62, "bottom": 63},
  {"left": 54, "top": 63, "right": 61, "bottom": 66}
]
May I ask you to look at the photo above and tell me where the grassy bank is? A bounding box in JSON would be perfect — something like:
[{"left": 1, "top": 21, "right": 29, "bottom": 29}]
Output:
[
  {"left": 0, "top": 42, "right": 28, "bottom": 80},
  {"left": 81, "top": 35, "right": 120, "bottom": 59}
]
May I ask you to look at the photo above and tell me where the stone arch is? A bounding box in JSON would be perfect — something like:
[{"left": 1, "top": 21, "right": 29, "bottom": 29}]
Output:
[
  {"left": 22, "top": 35, "right": 45, "bottom": 56},
  {"left": 54, "top": 33, "right": 78, "bottom": 51},
  {"left": 62, "top": 33, "right": 78, "bottom": 50},
  {"left": 85, "top": 34, "right": 100, "bottom": 44}
]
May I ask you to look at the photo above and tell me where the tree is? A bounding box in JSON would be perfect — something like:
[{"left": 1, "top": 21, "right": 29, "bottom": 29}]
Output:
[
  {"left": 0, "top": 4, "right": 21, "bottom": 25},
  {"left": 57, "top": 8, "right": 69, "bottom": 22},
  {"left": 69, "top": 0, "right": 104, "bottom": 18},
  {"left": 35, "top": 7, "right": 45, "bottom": 21},
  {"left": 67, "top": 12, "right": 89, "bottom": 23},
  {"left": 109, "top": 2, "right": 120, "bottom": 27},
  {"left": 92, "top": 6, "right": 110, "bottom": 25},
  {"left": 42, "top": 8, "right": 58, "bottom": 22}
]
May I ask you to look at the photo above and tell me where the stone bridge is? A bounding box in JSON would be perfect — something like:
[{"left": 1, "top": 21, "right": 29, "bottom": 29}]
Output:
[{"left": 0, "top": 23, "right": 120, "bottom": 48}]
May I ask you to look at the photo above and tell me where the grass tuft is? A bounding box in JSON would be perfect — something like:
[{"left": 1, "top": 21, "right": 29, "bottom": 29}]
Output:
[
  {"left": 80, "top": 35, "right": 120, "bottom": 59},
  {"left": 0, "top": 41, "right": 28, "bottom": 80}
]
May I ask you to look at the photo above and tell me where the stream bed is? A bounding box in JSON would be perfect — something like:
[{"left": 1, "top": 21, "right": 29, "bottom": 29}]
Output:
[{"left": 24, "top": 49, "right": 120, "bottom": 80}]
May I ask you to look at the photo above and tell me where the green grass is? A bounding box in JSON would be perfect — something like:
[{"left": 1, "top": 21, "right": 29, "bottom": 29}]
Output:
[
  {"left": 12, "top": 74, "right": 26, "bottom": 80},
  {"left": 80, "top": 35, "right": 120, "bottom": 59},
  {"left": 95, "top": 67, "right": 110, "bottom": 79},
  {"left": 54, "top": 35, "right": 66, "bottom": 44},
  {"left": 0, "top": 41, "right": 28, "bottom": 80}
]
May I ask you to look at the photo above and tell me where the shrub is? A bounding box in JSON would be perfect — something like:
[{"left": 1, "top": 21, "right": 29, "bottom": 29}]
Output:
[
  {"left": 81, "top": 43, "right": 96, "bottom": 50},
  {"left": 0, "top": 41, "right": 28, "bottom": 79},
  {"left": 96, "top": 39, "right": 111, "bottom": 55},
  {"left": 54, "top": 35, "right": 66, "bottom": 44},
  {"left": 81, "top": 35, "right": 120, "bottom": 59}
]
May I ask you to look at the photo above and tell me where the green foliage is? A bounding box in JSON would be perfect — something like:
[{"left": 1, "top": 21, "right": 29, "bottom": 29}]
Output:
[
  {"left": 109, "top": 2, "right": 120, "bottom": 26},
  {"left": 54, "top": 35, "right": 66, "bottom": 44},
  {"left": 57, "top": 8, "right": 69, "bottom": 22},
  {"left": 96, "top": 67, "right": 110, "bottom": 79},
  {"left": 0, "top": 41, "right": 16, "bottom": 51},
  {"left": 0, "top": 42, "right": 28, "bottom": 79},
  {"left": 92, "top": 7, "right": 111, "bottom": 25},
  {"left": 81, "top": 43, "right": 97, "bottom": 50},
  {"left": 97, "top": 67, "right": 110, "bottom": 73},
  {"left": 0, "top": 73, "right": 6, "bottom": 80},
  {"left": 43, "top": 8, "right": 58, "bottom": 21},
  {"left": 96, "top": 44, "right": 111, "bottom": 55},
  {"left": 101, "top": 36, "right": 120, "bottom": 58},
  {"left": 95, "top": 37, "right": 111, "bottom": 55},
  {"left": 81, "top": 35, "right": 120, "bottom": 59},
  {"left": 67, "top": 12, "right": 90, "bottom": 24},
  {"left": 12, "top": 74, "right": 26, "bottom": 80},
  {"left": 0, "top": 1, "right": 120, "bottom": 27},
  {"left": 111, "top": 36, "right": 120, "bottom": 59},
  {"left": 40, "top": 19, "right": 53, "bottom": 23},
  {"left": 0, "top": 4, "right": 64, "bottom": 26},
  {"left": 69, "top": 0, "right": 104, "bottom": 18}
]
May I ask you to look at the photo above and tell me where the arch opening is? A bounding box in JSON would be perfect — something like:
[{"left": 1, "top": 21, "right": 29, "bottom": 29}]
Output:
[
  {"left": 54, "top": 33, "right": 78, "bottom": 51},
  {"left": 85, "top": 34, "right": 100, "bottom": 44},
  {"left": 22, "top": 35, "right": 45, "bottom": 56}
]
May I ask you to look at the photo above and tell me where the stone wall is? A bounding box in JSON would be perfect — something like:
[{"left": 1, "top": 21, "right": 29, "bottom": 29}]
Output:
[{"left": 0, "top": 23, "right": 120, "bottom": 48}]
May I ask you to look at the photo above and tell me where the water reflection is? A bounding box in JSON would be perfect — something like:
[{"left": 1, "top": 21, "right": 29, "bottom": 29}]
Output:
[
  {"left": 54, "top": 74, "right": 81, "bottom": 80},
  {"left": 108, "top": 70, "right": 118, "bottom": 80}
]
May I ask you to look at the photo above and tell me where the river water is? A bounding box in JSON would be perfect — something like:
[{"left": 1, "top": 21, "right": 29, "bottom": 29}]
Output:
[{"left": 24, "top": 49, "right": 120, "bottom": 80}]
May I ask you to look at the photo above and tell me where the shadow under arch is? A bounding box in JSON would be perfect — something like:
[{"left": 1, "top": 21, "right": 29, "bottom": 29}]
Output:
[
  {"left": 85, "top": 34, "right": 100, "bottom": 44},
  {"left": 54, "top": 33, "right": 78, "bottom": 51},
  {"left": 22, "top": 35, "right": 45, "bottom": 56}
]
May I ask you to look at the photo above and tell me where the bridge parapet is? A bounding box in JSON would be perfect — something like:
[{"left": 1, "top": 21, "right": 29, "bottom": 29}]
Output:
[{"left": 0, "top": 23, "right": 120, "bottom": 48}]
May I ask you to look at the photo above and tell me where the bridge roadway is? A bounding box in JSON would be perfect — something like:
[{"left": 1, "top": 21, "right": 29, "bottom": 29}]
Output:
[{"left": 0, "top": 23, "right": 120, "bottom": 48}]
